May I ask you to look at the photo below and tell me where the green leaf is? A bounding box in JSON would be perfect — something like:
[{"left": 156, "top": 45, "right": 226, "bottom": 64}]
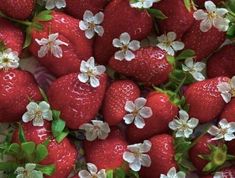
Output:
[
  {"left": 21, "top": 142, "right": 36, "bottom": 155},
  {"left": 52, "top": 118, "right": 65, "bottom": 137},
  {"left": 8, "top": 143, "right": 20, "bottom": 155},
  {"left": 36, "top": 164, "right": 55, "bottom": 176},
  {"left": 128, "top": 170, "right": 140, "bottom": 178},
  {"left": 52, "top": 110, "right": 61, "bottom": 120},
  {"left": 184, "top": 0, "right": 192, "bottom": 11},
  {"left": 106, "top": 170, "right": 114, "bottom": 178},
  {"left": 18, "top": 125, "right": 26, "bottom": 143},
  {"left": 35, "top": 144, "right": 48, "bottom": 162},
  {"left": 114, "top": 168, "right": 125, "bottom": 178},
  {"left": 166, "top": 55, "right": 175, "bottom": 65},
  {"left": 176, "top": 49, "right": 196, "bottom": 60},
  {"left": 227, "top": 23, "right": 235, "bottom": 39},
  {"left": 55, "top": 131, "right": 69, "bottom": 143},
  {"left": 23, "top": 27, "right": 32, "bottom": 49},
  {"left": 147, "top": 8, "right": 167, "bottom": 20},
  {"left": 35, "top": 10, "right": 52, "bottom": 22},
  {"left": 0, "top": 162, "right": 18, "bottom": 172}
]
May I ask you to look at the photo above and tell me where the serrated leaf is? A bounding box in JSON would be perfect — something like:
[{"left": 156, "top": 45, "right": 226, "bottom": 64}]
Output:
[
  {"left": 36, "top": 164, "right": 55, "bottom": 176},
  {"left": 21, "top": 142, "right": 36, "bottom": 155},
  {"left": 176, "top": 49, "right": 196, "bottom": 60},
  {"left": 8, "top": 143, "right": 20, "bottom": 155},
  {"left": 147, "top": 8, "right": 167, "bottom": 20},
  {"left": 0, "top": 162, "right": 18, "bottom": 172},
  {"left": 35, "top": 144, "right": 48, "bottom": 162},
  {"left": 18, "top": 125, "right": 26, "bottom": 143},
  {"left": 52, "top": 118, "right": 65, "bottom": 137}
]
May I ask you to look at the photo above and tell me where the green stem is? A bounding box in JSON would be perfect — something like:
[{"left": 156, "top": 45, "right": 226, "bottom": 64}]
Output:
[
  {"left": 174, "top": 74, "right": 187, "bottom": 94},
  {"left": 0, "top": 11, "right": 32, "bottom": 26}
]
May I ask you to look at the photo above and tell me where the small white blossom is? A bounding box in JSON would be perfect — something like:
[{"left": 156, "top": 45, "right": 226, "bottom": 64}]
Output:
[
  {"left": 79, "top": 10, "right": 104, "bottom": 39},
  {"left": 123, "top": 97, "right": 153, "bottom": 129},
  {"left": 43, "top": 0, "right": 66, "bottom": 10},
  {"left": 78, "top": 57, "right": 106, "bottom": 88},
  {"left": 208, "top": 119, "right": 235, "bottom": 141},
  {"left": 79, "top": 163, "right": 106, "bottom": 178},
  {"left": 169, "top": 110, "right": 199, "bottom": 138},
  {"left": 193, "top": 1, "right": 230, "bottom": 32},
  {"left": 113, "top": 32, "right": 140, "bottom": 61},
  {"left": 35, "top": 33, "right": 68, "bottom": 58},
  {"left": 79, "top": 120, "right": 111, "bottom": 141},
  {"left": 15, "top": 163, "right": 43, "bottom": 178},
  {"left": 160, "top": 167, "right": 186, "bottom": 178},
  {"left": 123, "top": 140, "right": 152, "bottom": 172},
  {"left": 0, "top": 48, "right": 19, "bottom": 70},
  {"left": 22, "top": 101, "right": 53, "bottom": 127},
  {"left": 157, "top": 32, "right": 185, "bottom": 56},
  {"left": 130, "top": 0, "right": 159, "bottom": 9},
  {"left": 182, "top": 58, "right": 206, "bottom": 81},
  {"left": 217, "top": 76, "right": 235, "bottom": 103},
  {"left": 213, "top": 172, "right": 223, "bottom": 178}
]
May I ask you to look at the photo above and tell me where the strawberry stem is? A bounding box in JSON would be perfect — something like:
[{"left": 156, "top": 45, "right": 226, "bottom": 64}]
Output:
[{"left": 0, "top": 11, "right": 33, "bottom": 26}]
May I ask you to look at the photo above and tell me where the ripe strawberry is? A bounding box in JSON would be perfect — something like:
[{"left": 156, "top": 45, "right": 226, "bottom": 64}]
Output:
[
  {"left": 182, "top": 20, "right": 225, "bottom": 61},
  {"left": 94, "top": 0, "right": 153, "bottom": 64},
  {"left": 84, "top": 128, "right": 127, "bottom": 170},
  {"left": 65, "top": 0, "right": 108, "bottom": 19},
  {"left": 184, "top": 77, "right": 229, "bottom": 123},
  {"left": 0, "top": 69, "right": 42, "bottom": 123},
  {"left": 47, "top": 73, "right": 107, "bottom": 129},
  {"left": 207, "top": 45, "right": 235, "bottom": 78},
  {"left": 140, "top": 134, "right": 177, "bottom": 178},
  {"left": 109, "top": 47, "right": 174, "bottom": 86},
  {"left": 0, "top": 0, "right": 35, "bottom": 20},
  {"left": 195, "top": 0, "right": 223, "bottom": 8},
  {"left": 220, "top": 98, "right": 235, "bottom": 123},
  {"left": 103, "top": 80, "right": 140, "bottom": 126},
  {"left": 12, "top": 122, "right": 77, "bottom": 178},
  {"left": 29, "top": 11, "right": 93, "bottom": 77},
  {"left": 0, "top": 18, "right": 24, "bottom": 55},
  {"left": 153, "top": 0, "right": 194, "bottom": 39},
  {"left": 127, "top": 92, "right": 179, "bottom": 143},
  {"left": 201, "top": 167, "right": 235, "bottom": 178}
]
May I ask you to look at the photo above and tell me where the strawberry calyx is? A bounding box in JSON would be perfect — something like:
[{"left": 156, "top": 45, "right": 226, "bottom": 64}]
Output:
[
  {"left": 199, "top": 144, "right": 235, "bottom": 172},
  {"left": 106, "top": 167, "right": 139, "bottom": 178}
]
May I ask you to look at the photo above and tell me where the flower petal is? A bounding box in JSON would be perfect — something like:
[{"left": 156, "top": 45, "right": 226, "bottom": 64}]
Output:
[
  {"left": 120, "top": 32, "right": 131, "bottom": 45},
  {"left": 134, "top": 116, "right": 145, "bottom": 129},
  {"left": 125, "top": 50, "right": 135, "bottom": 61},
  {"left": 128, "top": 40, "right": 140, "bottom": 51},
  {"left": 193, "top": 10, "right": 208, "bottom": 20},
  {"left": 140, "top": 154, "right": 151, "bottom": 167},
  {"left": 78, "top": 73, "right": 89, "bottom": 83},
  {"left": 134, "top": 97, "right": 147, "bottom": 109},
  {"left": 139, "top": 107, "right": 153, "bottom": 118},
  {"left": 90, "top": 76, "right": 100, "bottom": 88},
  {"left": 123, "top": 114, "right": 135, "bottom": 124},
  {"left": 129, "top": 159, "right": 142, "bottom": 172},
  {"left": 123, "top": 151, "right": 136, "bottom": 163},
  {"left": 125, "top": 101, "right": 136, "bottom": 112},
  {"left": 171, "top": 41, "right": 185, "bottom": 51},
  {"left": 200, "top": 18, "right": 213, "bottom": 32}
]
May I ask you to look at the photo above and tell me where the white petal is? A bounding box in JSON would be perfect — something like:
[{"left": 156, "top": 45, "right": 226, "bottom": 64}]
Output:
[
  {"left": 179, "top": 110, "right": 189, "bottom": 121},
  {"left": 231, "top": 76, "right": 235, "bottom": 88},
  {"left": 114, "top": 50, "right": 125, "bottom": 61},
  {"left": 25, "top": 163, "right": 36, "bottom": 171},
  {"left": 140, "top": 154, "right": 151, "bottom": 167},
  {"left": 128, "top": 40, "right": 140, "bottom": 51},
  {"left": 87, "top": 163, "right": 97, "bottom": 175},
  {"left": 221, "top": 93, "right": 232, "bottom": 103},
  {"left": 83, "top": 10, "right": 94, "bottom": 22},
  {"left": 38, "top": 46, "right": 49, "bottom": 58},
  {"left": 129, "top": 159, "right": 142, "bottom": 172},
  {"left": 166, "top": 47, "right": 175, "bottom": 56},
  {"left": 224, "top": 133, "right": 235, "bottom": 141},
  {"left": 171, "top": 41, "right": 185, "bottom": 51},
  {"left": 139, "top": 140, "right": 152, "bottom": 153},
  {"left": 55, "top": 0, "right": 66, "bottom": 9},
  {"left": 85, "top": 29, "right": 95, "bottom": 39},
  {"left": 45, "top": 0, "right": 56, "bottom": 10},
  {"left": 167, "top": 167, "right": 177, "bottom": 177},
  {"left": 169, "top": 120, "right": 178, "bottom": 130},
  {"left": 22, "top": 113, "right": 33, "bottom": 123},
  {"left": 95, "top": 65, "right": 106, "bottom": 75},
  {"left": 93, "top": 12, "right": 104, "bottom": 24},
  {"left": 123, "top": 151, "right": 136, "bottom": 163},
  {"left": 205, "top": 1, "right": 217, "bottom": 13},
  {"left": 217, "top": 82, "right": 231, "bottom": 93},
  {"left": 48, "top": 33, "right": 59, "bottom": 41},
  {"left": 134, "top": 97, "right": 147, "bottom": 109},
  {"left": 39, "top": 101, "right": 50, "bottom": 111},
  {"left": 97, "top": 169, "right": 106, "bottom": 178},
  {"left": 112, "top": 39, "right": 122, "bottom": 48},
  {"left": 213, "top": 17, "right": 230, "bottom": 32},
  {"left": 208, "top": 125, "right": 220, "bottom": 136},
  {"left": 193, "top": 10, "right": 208, "bottom": 20},
  {"left": 143, "top": 1, "right": 154, "bottom": 8},
  {"left": 175, "top": 130, "right": 185, "bottom": 138},
  {"left": 123, "top": 114, "right": 135, "bottom": 124},
  {"left": 35, "top": 38, "right": 48, "bottom": 46},
  {"left": 51, "top": 45, "right": 63, "bottom": 58},
  {"left": 79, "top": 21, "right": 89, "bottom": 31},
  {"left": 187, "top": 118, "right": 199, "bottom": 128},
  {"left": 184, "top": 128, "right": 193, "bottom": 138},
  {"left": 200, "top": 18, "right": 213, "bottom": 32},
  {"left": 120, "top": 32, "right": 131, "bottom": 45},
  {"left": 139, "top": 107, "right": 153, "bottom": 118},
  {"left": 90, "top": 76, "right": 100, "bottom": 88},
  {"left": 216, "top": 8, "right": 229, "bottom": 16},
  {"left": 194, "top": 62, "right": 206, "bottom": 71},
  {"left": 26, "top": 102, "right": 38, "bottom": 111},
  {"left": 125, "top": 101, "right": 136, "bottom": 112},
  {"left": 94, "top": 26, "right": 104, "bottom": 37},
  {"left": 192, "top": 71, "right": 205, "bottom": 81},
  {"left": 185, "top": 58, "right": 194, "bottom": 68},
  {"left": 176, "top": 171, "right": 186, "bottom": 178},
  {"left": 32, "top": 118, "right": 44, "bottom": 127},
  {"left": 42, "top": 111, "right": 53, "bottom": 121},
  {"left": 134, "top": 116, "right": 145, "bottom": 129},
  {"left": 125, "top": 50, "right": 135, "bottom": 61},
  {"left": 78, "top": 73, "right": 89, "bottom": 83},
  {"left": 79, "top": 170, "right": 92, "bottom": 178},
  {"left": 167, "top": 32, "right": 177, "bottom": 41}
]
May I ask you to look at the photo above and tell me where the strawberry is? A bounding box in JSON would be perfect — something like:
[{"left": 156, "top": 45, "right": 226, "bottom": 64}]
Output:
[
  {"left": 195, "top": 0, "right": 223, "bottom": 8},
  {"left": 184, "top": 77, "right": 229, "bottom": 123},
  {"left": 0, "top": 18, "right": 24, "bottom": 55},
  {"left": 103, "top": 80, "right": 140, "bottom": 126},
  {"left": 65, "top": 0, "right": 108, "bottom": 19},
  {"left": 109, "top": 47, "right": 174, "bottom": 86},
  {"left": 182, "top": 20, "right": 225, "bottom": 61},
  {"left": 84, "top": 128, "right": 127, "bottom": 170},
  {"left": 47, "top": 72, "right": 107, "bottom": 129},
  {"left": 12, "top": 122, "right": 77, "bottom": 178},
  {"left": 207, "top": 45, "right": 235, "bottom": 78},
  {"left": 29, "top": 11, "right": 93, "bottom": 77},
  {"left": 94, "top": 0, "right": 153, "bottom": 64},
  {"left": 201, "top": 167, "right": 235, "bottom": 178},
  {"left": 220, "top": 98, "right": 235, "bottom": 123},
  {"left": 153, "top": 0, "right": 194, "bottom": 39},
  {"left": 0, "top": 0, "right": 35, "bottom": 20},
  {"left": 127, "top": 91, "right": 179, "bottom": 143},
  {"left": 140, "top": 134, "right": 177, "bottom": 178},
  {"left": 0, "top": 69, "right": 42, "bottom": 122}
]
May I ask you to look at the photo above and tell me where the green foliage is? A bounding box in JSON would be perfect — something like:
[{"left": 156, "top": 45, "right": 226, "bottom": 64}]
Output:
[{"left": 147, "top": 8, "right": 167, "bottom": 20}]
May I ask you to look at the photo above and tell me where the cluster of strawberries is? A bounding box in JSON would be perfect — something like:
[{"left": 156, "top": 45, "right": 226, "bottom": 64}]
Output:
[{"left": 0, "top": 0, "right": 235, "bottom": 178}]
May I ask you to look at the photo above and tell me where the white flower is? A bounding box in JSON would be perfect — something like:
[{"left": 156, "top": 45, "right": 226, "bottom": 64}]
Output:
[
  {"left": 217, "top": 76, "right": 235, "bottom": 103},
  {"left": 112, "top": 32, "right": 140, "bottom": 61},
  {"left": 0, "top": 48, "right": 19, "bottom": 70},
  {"left": 130, "top": 0, "right": 159, "bottom": 9},
  {"left": 15, "top": 163, "right": 43, "bottom": 178},
  {"left": 43, "top": 0, "right": 66, "bottom": 10},
  {"left": 22, "top": 101, "right": 53, "bottom": 127},
  {"left": 160, "top": 167, "right": 186, "bottom": 178},
  {"left": 123, "top": 97, "right": 153, "bottom": 129},
  {"left": 78, "top": 57, "right": 106, "bottom": 88},
  {"left": 79, "top": 10, "right": 104, "bottom": 39},
  {"left": 79, "top": 163, "right": 106, "bottom": 178},
  {"left": 182, "top": 58, "right": 206, "bottom": 81},
  {"left": 169, "top": 110, "right": 199, "bottom": 138},
  {"left": 193, "top": 1, "right": 230, "bottom": 32},
  {"left": 35, "top": 33, "right": 68, "bottom": 58},
  {"left": 208, "top": 118, "right": 235, "bottom": 141},
  {"left": 79, "top": 120, "right": 111, "bottom": 141},
  {"left": 123, "top": 140, "right": 152, "bottom": 172},
  {"left": 157, "top": 32, "right": 185, "bottom": 56},
  {"left": 213, "top": 172, "right": 223, "bottom": 178}
]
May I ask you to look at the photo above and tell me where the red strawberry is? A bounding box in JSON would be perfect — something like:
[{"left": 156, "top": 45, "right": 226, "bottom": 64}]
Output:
[
  {"left": 153, "top": 0, "right": 194, "bottom": 39},
  {"left": 201, "top": 167, "right": 235, "bottom": 178},
  {"left": 0, "top": 18, "right": 24, "bottom": 55},
  {"left": 195, "top": 0, "right": 223, "bottom": 8},
  {"left": 220, "top": 99, "right": 235, "bottom": 124},
  {"left": 127, "top": 92, "right": 179, "bottom": 143},
  {"left": 94, "top": 0, "right": 153, "bottom": 64},
  {"left": 12, "top": 122, "right": 77, "bottom": 178},
  {"left": 103, "top": 80, "right": 140, "bottom": 126},
  {"left": 140, "top": 134, "right": 177, "bottom": 178},
  {"left": 0, "top": 0, "right": 35, "bottom": 20},
  {"left": 29, "top": 11, "right": 93, "bottom": 77},
  {"left": 65, "top": 0, "right": 108, "bottom": 19},
  {"left": 109, "top": 47, "right": 174, "bottom": 86},
  {"left": 207, "top": 45, "right": 235, "bottom": 78},
  {"left": 182, "top": 20, "right": 225, "bottom": 61},
  {"left": 84, "top": 128, "right": 127, "bottom": 169},
  {"left": 184, "top": 77, "right": 229, "bottom": 123},
  {"left": 0, "top": 69, "right": 42, "bottom": 122},
  {"left": 47, "top": 73, "right": 107, "bottom": 129}
]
